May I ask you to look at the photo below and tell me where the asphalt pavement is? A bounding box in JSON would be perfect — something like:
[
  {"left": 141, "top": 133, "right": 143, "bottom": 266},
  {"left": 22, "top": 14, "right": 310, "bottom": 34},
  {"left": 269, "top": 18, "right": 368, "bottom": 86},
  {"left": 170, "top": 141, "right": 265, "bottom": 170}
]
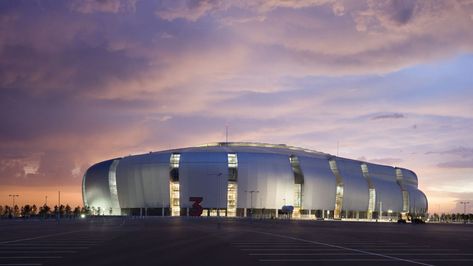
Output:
[{"left": 0, "top": 217, "right": 472, "bottom": 266}]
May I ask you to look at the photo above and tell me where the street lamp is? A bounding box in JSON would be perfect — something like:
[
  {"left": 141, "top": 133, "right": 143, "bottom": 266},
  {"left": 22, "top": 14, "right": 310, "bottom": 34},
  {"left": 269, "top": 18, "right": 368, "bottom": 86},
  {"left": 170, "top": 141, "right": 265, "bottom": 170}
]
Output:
[
  {"left": 8, "top": 194, "right": 19, "bottom": 207},
  {"left": 8, "top": 194, "right": 19, "bottom": 217},
  {"left": 460, "top": 201, "right": 470, "bottom": 223},
  {"left": 245, "top": 190, "right": 259, "bottom": 217}
]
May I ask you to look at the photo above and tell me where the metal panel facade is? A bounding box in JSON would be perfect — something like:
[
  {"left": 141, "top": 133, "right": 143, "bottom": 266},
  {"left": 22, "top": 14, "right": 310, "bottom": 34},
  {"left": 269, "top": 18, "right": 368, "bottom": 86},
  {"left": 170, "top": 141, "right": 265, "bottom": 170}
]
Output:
[
  {"left": 83, "top": 143, "right": 428, "bottom": 216},
  {"left": 401, "top": 168, "right": 419, "bottom": 187},
  {"left": 237, "top": 153, "right": 294, "bottom": 209},
  {"left": 83, "top": 159, "right": 114, "bottom": 212},
  {"left": 335, "top": 159, "right": 369, "bottom": 211},
  {"left": 115, "top": 152, "right": 170, "bottom": 208},
  {"left": 298, "top": 156, "right": 336, "bottom": 210},
  {"left": 179, "top": 152, "right": 228, "bottom": 208},
  {"left": 367, "top": 164, "right": 403, "bottom": 212}
]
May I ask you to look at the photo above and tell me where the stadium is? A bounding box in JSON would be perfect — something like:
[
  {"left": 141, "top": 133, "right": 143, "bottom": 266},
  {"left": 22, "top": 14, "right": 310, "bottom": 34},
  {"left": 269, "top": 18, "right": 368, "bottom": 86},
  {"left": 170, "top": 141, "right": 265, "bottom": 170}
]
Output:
[{"left": 82, "top": 142, "right": 428, "bottom": 220}]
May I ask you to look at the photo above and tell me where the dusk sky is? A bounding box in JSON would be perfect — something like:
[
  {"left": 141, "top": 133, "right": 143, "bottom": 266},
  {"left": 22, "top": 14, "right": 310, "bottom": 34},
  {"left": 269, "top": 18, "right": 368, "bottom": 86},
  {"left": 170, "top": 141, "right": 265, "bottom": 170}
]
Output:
[{"left": 0, "top": 0, "right": 472, "bottom": 213}]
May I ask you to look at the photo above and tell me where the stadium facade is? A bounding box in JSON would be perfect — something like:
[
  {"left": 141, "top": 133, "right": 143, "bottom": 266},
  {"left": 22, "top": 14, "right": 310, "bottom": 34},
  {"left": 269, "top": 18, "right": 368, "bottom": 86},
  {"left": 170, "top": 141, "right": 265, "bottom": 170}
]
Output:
[{"left": 82, "top": 142, "right": 428, "bottom": 220}]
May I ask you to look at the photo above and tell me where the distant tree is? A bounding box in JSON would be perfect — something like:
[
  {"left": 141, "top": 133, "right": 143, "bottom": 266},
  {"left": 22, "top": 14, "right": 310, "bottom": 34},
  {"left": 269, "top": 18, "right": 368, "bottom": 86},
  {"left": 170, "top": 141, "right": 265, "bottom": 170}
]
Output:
[
  {"left": 13, "top": 205, "right": 20, "bottom": 217},
  {"left": 0, "top": 205, "right": 3, "bottom": 217},
  {"left": 73, "top": 206, "right": 81, "bottom": 217},
  {"left": 80, "top": 206, "right": 91, "bottom": 215},
  {"left": 3, "top": 206, "right": 12, "bottom": 217},
  {"left": 21, "top": 204, "right": 32, "bottom": 217},
  {"left": 97, "top": 207, "right": 102, "bottom": 216},
  {"left": 31, "top": 205, "right": 37, "bottom": 216},
  {"left": 65, "top": 205, "right": 72, "bottom": 217},
  {"left": 58, "top": 205, "right": 66, "bottom": 217},
  {"left": 39, "top": 204, "right": 51, "bottom": 217}
]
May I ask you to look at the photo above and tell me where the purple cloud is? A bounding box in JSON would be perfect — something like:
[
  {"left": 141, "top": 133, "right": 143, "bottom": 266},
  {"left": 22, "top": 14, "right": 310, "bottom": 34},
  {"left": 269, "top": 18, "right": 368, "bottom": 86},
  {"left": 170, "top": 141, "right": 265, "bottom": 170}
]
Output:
[
  {"left": 0, "top": 0, "right": 472, "bottom": 206},
  {"left": 371, "top": 113, "right": 406, "bottom": 120},
  {"left": 426, "top": 147, "right": 473, "bottom": 158},
  {"left": 437, "top": 160, "right": 473, "bottom": 169}
]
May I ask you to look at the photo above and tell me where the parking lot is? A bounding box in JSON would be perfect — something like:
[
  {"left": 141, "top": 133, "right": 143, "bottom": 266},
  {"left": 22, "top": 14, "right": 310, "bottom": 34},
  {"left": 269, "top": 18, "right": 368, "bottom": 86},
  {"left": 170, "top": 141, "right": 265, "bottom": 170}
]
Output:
[{"left": 0, "top": 217, "right": 472, "bottom": 265}]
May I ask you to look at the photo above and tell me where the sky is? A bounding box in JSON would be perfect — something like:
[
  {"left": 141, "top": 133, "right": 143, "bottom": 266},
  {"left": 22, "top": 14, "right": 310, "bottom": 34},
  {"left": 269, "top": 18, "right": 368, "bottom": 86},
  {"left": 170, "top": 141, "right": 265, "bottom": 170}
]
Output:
[{"left": 0, "top": 0, "right": 472, "bottom": 213}]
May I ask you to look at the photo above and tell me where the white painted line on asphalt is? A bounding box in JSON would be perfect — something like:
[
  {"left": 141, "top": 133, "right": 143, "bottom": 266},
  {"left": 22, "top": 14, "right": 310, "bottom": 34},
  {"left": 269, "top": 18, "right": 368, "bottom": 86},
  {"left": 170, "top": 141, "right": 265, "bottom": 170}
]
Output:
[
  {"left": 318, "top": 241, "right": 397, "bottom": 243},
  {"left": 237, "top": 244, "right": 427, "bottom": 248},
  {"left": 345, "top": 245, "right": 431, "bottom": 248},
  {"left": 250, "top": 253, "right": 366, "bottom": 256},
  {"left": 0, "top": 264, "right": 42, "bottom": 266},
  {"left": 236, "top": 242, "right": 407, "bottom": 245},
  {"left": 233, "top": 242, "right": 305, "bottom": 244},
  {"left": 0, "top": 251, "right": 76, "bottom": 254},
  {"left": 15, "top": 240, "right": 100, "bottom": 243},
  {"left": 363, "top": 249, "right": 458, "bottom": 251},
  {"left": 241, "top": 248, "right": 457, "bottom": 251},
  {"left": 0, "top": 231, "right": 85, "bottom": 245},
  {"left": 4, "top": 244, "right": 95, "bottom": 247},
  {"left": 250, "top": 253, "right": 473, "bottom": 256},
  {"left": 342, "top": 243, "right": 414, "bottom": 247},
  {"left": 0, "top": 247, "right": 88, "bottom": 250},
  {"left": 242, "top": 249, "right": 350, "bottom": 251},
  {"left": 250, "top": 231, "right": 435, "bottom": 266},
  {"left": 0, "top": 256, "right": 62, "bottom": 259},
  {"left": 237, "top": 245, "right": 327, "bottom": 248},
  {"left": 259, "top": 258, "right": 405, "bottom": 262},
  {"left": 417, "top": 259, "right": 473, "bottom": 261},
  {"left": 23, "top": 241, "right": 100, "bottom": 244}
]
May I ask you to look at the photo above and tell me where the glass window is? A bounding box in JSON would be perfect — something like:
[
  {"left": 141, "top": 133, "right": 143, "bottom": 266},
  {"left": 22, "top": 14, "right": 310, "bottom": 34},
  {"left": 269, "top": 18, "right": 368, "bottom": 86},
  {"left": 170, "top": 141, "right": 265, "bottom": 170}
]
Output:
[{"left": 227, "top": 153, "right": 238, "bottom": 217}]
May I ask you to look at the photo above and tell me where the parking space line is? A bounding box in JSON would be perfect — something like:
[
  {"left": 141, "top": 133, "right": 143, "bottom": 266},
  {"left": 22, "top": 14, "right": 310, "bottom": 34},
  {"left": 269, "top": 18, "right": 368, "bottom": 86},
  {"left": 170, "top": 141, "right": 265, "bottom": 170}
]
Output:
[
  {"left": 250, "top": 253, "right": 373, "bottom": 256},
  {"left": 251, "top": 231, "right": 435, "bottom": 266},
  {"left": 241, "top": 248, "right": 456, "bottom": 251},
  {"left": 0, "top": 264, "right": 42, "bottom": 266},
  {"left": 0, "top": 256, "right": 62, "bottom": 259},
  {"left": 0, "top": 251, "right": 76, "bottom": 254},
  {"left": 237, "top": 244, "right": 429, "bottom": 248},
  {"left": 0, "top": 231, "right": 84, "bottom": 245},
  {"left": 242, "top": 248, "right": 350, "bottom": 251},
  {"left": 250, "top": 253, "right": 473, "bottom": 256},
  {"left": 3, "top": 244, "right": 94, "bottom": 247},
  {"left": 417, "top": 259, "right": 473, "bottom": 261},
  {"left": 259, "top": 258, "right": 405, "bottom": 262}
]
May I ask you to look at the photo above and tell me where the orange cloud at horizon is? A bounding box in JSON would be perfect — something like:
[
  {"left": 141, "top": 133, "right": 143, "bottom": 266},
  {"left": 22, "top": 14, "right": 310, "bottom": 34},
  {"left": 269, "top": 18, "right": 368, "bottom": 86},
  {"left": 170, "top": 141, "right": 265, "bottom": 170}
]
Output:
[
  {"left": 0, "top": 185, "right": 83, "bottom": 208},
  {"left": 0, "top": 0, "right": 472, "bottom": 215}
]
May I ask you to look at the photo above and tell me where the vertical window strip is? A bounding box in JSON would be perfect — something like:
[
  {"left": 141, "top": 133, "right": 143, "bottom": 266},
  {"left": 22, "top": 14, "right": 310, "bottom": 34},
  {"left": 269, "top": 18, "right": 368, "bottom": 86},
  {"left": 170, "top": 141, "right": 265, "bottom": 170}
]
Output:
[
  {"left": 227, "top": 153, "right": 238, "bottom": 217},
  {"left": 361, "top": 163, "right": 375, "bottom": 219},
  {"left": 329, "top": 159, "right": 344, "bottom": 219},
  {"left": 289, "top": 155, "right": 304, "bottom": 213},
  {"left": 108, "top": 159, "right": 121, "bottom": 215},
  {"left": 170, "top": 153, "right": 181, "bottom": 216},
  {"left": 396, "top": 168, "right": 409, "bottom": 213},
  {"left": 82, "top": 172, "right": 88, "bottom": 207}
]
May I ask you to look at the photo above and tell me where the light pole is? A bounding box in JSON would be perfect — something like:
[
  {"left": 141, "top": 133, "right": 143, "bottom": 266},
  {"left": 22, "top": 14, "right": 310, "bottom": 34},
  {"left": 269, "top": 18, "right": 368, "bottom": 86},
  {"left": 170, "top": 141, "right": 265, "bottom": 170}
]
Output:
[
  {"left": 9, "top": 194, "right": 19, "bottom": 207},
  {"left": 8, "top": 194, "right": 19, "bottom": 217},
  {"left": 460, "top": 201, "right": 470, "bottom": 223},
  {"left": 379, "top": 201, "right": 383, "bottom": 221},
  {"left": 245, "top": 190, "right": 259, "bottom": 217}
]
